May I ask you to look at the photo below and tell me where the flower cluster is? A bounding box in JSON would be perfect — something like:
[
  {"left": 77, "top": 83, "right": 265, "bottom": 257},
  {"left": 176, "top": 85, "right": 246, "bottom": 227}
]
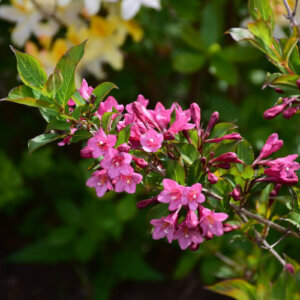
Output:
[{"left": 151, "top": 179, "right": 228, "bottom": 250}]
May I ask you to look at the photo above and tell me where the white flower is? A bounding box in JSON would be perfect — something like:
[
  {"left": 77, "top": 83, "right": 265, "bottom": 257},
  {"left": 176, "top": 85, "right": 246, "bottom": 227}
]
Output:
[
  {"left": 121, "top": 0, "right": 161, "bottom": 20},
  {"left": 83, "top": 0, "right": 118, "bottom": 15}
]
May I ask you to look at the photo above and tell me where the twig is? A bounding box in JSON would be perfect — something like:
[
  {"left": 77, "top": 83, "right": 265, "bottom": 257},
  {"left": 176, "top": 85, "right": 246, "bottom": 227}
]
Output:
[
  {"left": 31, "top": 0, "right": 67, "bottom": 27},
  {"left": 202, "top": 188, "right": 223, "bottom": 201},
  {"left": 283, "top": 0, "right": 298, "bottom": 28},
  {"left": 215, "top": 252, "right": 243, "bottom": 271},
  {"left": 230, "top": 204, "right": 300, "bottom": 239}
]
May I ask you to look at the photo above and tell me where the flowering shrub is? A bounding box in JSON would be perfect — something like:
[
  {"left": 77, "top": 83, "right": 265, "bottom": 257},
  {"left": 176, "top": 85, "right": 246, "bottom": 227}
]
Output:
[{"left": 2, "top": 0, "right": 300, "bottom": 298}]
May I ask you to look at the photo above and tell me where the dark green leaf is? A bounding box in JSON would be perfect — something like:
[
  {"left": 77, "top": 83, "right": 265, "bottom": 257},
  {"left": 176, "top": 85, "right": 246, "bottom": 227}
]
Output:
[
  {"left": 28, "top": 133, "right": 64, "bottom": 154},
  {"left": 116, "top": 125, "right": 132, "bottom": 147},
  {"left": 176, "top": 143, "right": 199, "bottom": 165},
  {"left": 71, "top": 129, "right": 92, "bottom": 143},
  {"left": 172, "top": 52, "right": 206, "bottom": 73},
  {"left": 165, "top": 160, "right": 185, "bottom": 185},
  {"left": 93, "top": 82, "right": 118, "bottom": 108},
  {"left": 45, "top": 119, "right": 72, "bottom": 132},
  {"left": 236, "top": 140, "right": 254, "bottom": 172}
]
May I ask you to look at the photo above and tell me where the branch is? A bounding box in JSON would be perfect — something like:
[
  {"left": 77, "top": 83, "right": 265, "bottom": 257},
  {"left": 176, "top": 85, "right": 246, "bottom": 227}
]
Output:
[
  {"left": 283, "top": 0, "right": 298, "bottom": 28},
  {"left": 230, "top": 204, "right": 300, "bottom": 239}
]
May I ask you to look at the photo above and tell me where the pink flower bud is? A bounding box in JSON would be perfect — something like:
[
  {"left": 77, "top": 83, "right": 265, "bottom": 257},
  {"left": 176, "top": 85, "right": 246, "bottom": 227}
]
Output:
[
  {"left": 189, "top": 242, "right": 201, "bottom": 251},
  {"left": 211, "top": 152, "right": 244, "bottom": 164},
  {"left": 163, "top": 131, "right": 175, "bottom": 140},
  {"left": 205, "top": 133, "right": 242, "bottom": 143},
  {"left": 214, "top": 163, "right": 231, "bottom": 169},
  {"left": 200, "top": 157, "right": 207, "bottom": 165},
  {"left": 223, "top": 223, "right": 240, "bottom": 233},
  {"left": 263, "top": 104, "right": 286, "bottom": 119},
  {"left": 206, "top": 111, "right": 219, "bottom": 135},
  {"left": 185, "top": 210, "right": 198, "bottom": 228},
  {"left": 274, "top": 88, "right": 284, "bottom": 94},
  {"left": 283, "top": 106, "right": 297, "bottom": 119},
  {"left": 80, "top": 146, "right": 93, "bottom": 158},
  {"left": 136, "top": 197, "right": 157, "bottom": 209},
  {"left": 256, "top": 133, "right": 283, "bottom": 162},
  {"left": 190, "top": 103, "right": 201, "bottom": 129},
  {"left": 133, "top": 157, "right": 148, "bottom": 168},
  {"left": 230, "top": 187, "right": 241, "bottom": 201},
  {"left": 208, "top": 172, "right": 218, "bottom": 184},
  {"left": 117, "top": 143, "right": 131, "bottom": 152},
  {"left": 285, "top": 263, "right": 295, "bottom": 275}
]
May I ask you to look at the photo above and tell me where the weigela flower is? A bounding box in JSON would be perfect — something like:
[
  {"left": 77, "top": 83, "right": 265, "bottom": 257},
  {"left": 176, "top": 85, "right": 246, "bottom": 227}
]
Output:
[
  {"left": 58, "top": 128, "right": 77, "bottom": 146},
  {"left": 150, "top": 209, "right": 179, "bottom": 243},
  {"left": 182, "top": 183, "right": 205, "bottom": 210},
  {"left": 167, "top": 107, "right": 195, "bottom": 135},
  {"left": 205, "top": 133, "right": 242, "bottom": 143},
  {"left": 97, "top": 96, "right": 124, "bottom": 117},
  {"left": 185, "top": 210, "right": 199, "bottom": 228},
  {"left": 263, "top": 104, "right": 287, "bottom": 119},
  {"left": 206, "top": 111, "right": 219, "bottom": 135},
  {"left": 86, "top": 129, "right": 117, "bottom": 158},
  {"left": 152, "top": 102, "right": 172, "bottom": 131},
  {"left": 200, "top": 208, "right": 228, "bottom": 237},
  {"left": 190, "top": 103, "right": 201, "bottom": 130},
  {"left": 174, "top": 224, "right": 203, "bottom": 250},
  {"left": 140, "top": 128, "right": 164, "bottom": 152},
  {"left": 230, "top": 187, "right": 241, "bottom": 201},
  {"left": 256, "top": 133, "right": 283, "bottom": 162},
  {"left": 86, "top": 169, "right": 113, "bottom": 197},
  {"left": 113, "top": 172, "right": 143, "bottom": 193},
  {"left": 211, "top": 152, "right": 244, "bottom": 164},
  {"left": 68, "top": 79, "right": 94, "bottom": 107},
  {"left": 263, "top": 154, "right": 300, "bottom": 185},
  {"left": 157, "top": 179, "right": 184, "bottom": 211}
]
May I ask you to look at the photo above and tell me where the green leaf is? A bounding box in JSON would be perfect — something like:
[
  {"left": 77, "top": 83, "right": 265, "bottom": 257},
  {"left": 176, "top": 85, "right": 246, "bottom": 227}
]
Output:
[
  {"left": 227, "top": 28, "right": 254, "bottom": 42},
  {"left": 44, "top": 69, "right": 63, "bottom": 98},
  {"left": 176, "top": 143, "right": 199, "bottom": 165},
  {"left": 173, "top": 251, "right": 201, "bottom": 280},
  {"left": 209, "top": 122, "right": 237, "bottom": 139},
  {"left": 10, "top": 46, "right": 47, "bottom": 91},
  {"left": 28, "top": 133, "right": 64, "bottom": 154},
  {"left": 71, "top": 90, "right": 86, "bottom": 106},
  {"left": 241, "top": 166, "right": 255, "bottom": 180},
  {"left": 165, "top": 160, "right": 185, "bottom": 185},
  {"left": 281, "top": 212, "right": 300, "bottom": 229},
  {"left": 187, "top": 159, "right": 202, "bottom": 186},
  {"left": 116, "top": 125, "right": 132, "bottom": 147},
  {"left": 45, "top": 226, "right": 77, "bottom": 246},
  {"left": 248, "top": 20, "right": 272, "bottom": 46},
  {"left": 7, "top": 84, "right": 34, "bottom": 99},
  {"left": 45, "top": 119, "right": 71, "bottom": 132},
  {"left": 283, "top": 37, "right": 299, "bottom": 63},
  {"left": 264, "top": 73, "right": 300, "bottom": 93},
  {"left": 101, "top": 111, "right": 115, "bottom": 131},
  {"left": 93, "top": 82, "right": 118, "bottom": 108},
  {"left": 206, "top": 279, "right": 257, "bottom": 300},
  {"left": 236, "top": 140, "right": 254, "bottom": 172},
  {"left": 249, "top": 0, "right": 274, "bottom": 30},
  {"left": 54, "top": 41, "right": 86, "bottom": 106},
  {"left": 74, "top": 233, "right": 97, "bottom": 263},
  {"left": 172, "top": 52, "right": 206, "bottom": 73},
  {"left": 181, "top": 26, "right": 204, "bottom": 51},
  {"left": 115, "top": 195, "right": 137, "bottom": 222},
  {"left": 71, "top": 129, "right": 92, "bottom": 143},
  {"left": 220, "top": 45, "right": 261, "bottom": 63}
]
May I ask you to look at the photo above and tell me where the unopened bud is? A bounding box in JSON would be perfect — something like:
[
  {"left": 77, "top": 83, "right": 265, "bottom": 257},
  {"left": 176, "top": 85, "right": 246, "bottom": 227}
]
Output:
[
  {"left": 223, "top": 223, "right": 240, "bottom": 233},
  {"left": 206, "top": 111, "right": 219, "bottom": 135},
  {"left": 190, "top": 103, "right": 201, "bottom": 129},
  {"left": 274, "top": 88, "right": 284, "bottom": 94},
  {"left": 136, "top": 197, "right": 157, "bottom": 209},
  {"left": 117, "top": 143, "right": 131, "bottom": 152},
  {"left": 211, "top": 152, "right": 244, "bottom": 164},
  {"left": 230, "top": 187, "right": 241, "bottom": 201},
  {"left": 133, "top": 157, "right": 148, "bottom": 168},
  {"left": 283, "top": 106, "right": 297, "bottom": 119},
  {"left": 297, "top": 78, "right": 300, "bottom": 90},
  {"left": 208, "top": 172, "right": 218, "bottom": 184},
  {"left": 163, "top": 131, "right": 175, "bottom": 140},
  {"left": 185, "top": 210, "right": 198, "bottom": 228},
  {"left": 263, "top": 104, "right": 286, "bottom": 119},
  {"left": 285, "top": 263, "right": 295, "bottom": 275}
]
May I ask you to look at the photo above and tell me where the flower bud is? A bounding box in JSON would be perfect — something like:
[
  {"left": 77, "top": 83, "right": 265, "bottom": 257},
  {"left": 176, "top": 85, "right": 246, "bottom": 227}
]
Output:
[
  {"left": 190, "top": 103, "right": 201, "bottom": 129},
  {"left": 80, "top": 146, "right": 93, "bottom": 158},
  {"left": 274, "top": 88, "right": 284, "bottom": 94},
  {"left": 211, "top": 152, "right": 244, "bottom": 164},
  {"left": 263, "top": 104, "right": 286, "bottom": 119},
  {"left": 223, "top": 223, "right": 240, "bottom": 233},
  {"left": 285, "top": 263, "right": 295, "bottom": 275},
  {"left": 136, "top": 197, "right": 157, "bottom": 209},
  {"left": 200, "top": 157, "right": 207, "bottom": 166},
  {"left": 117, "top": 143, "right": 131, "bottom": 152},
  {"left": 163, "top": 131, "right": 175, "bottom": 140},
  {"left": 189, "top": 242, "right": 201, "bottom": 251},
  {"left": 230, "top": 187, "right": 241, "bottom": 201},
  {"left": 206, "top": 111, "right": 219, "bottom": 135},
  {"left": 205, "top": 133, "right": 242, "bottom": 143},
  {"left": 283, "top": 106, "right": 297, "bottom": 119},
  {"left": 214, "top": 163, "right": 231, "bottom": 169},
  {"left": 133, "top": 157, "right": 148, "bottom": 168},
  {"left": 185, "top": 210, "right": 198, "bottom": 228},
  {"left": 208, "top": 171, "right": 218, "bottom": 184},
  {"left": 297, "top": 78, "right": 300, "bottom": 90}
]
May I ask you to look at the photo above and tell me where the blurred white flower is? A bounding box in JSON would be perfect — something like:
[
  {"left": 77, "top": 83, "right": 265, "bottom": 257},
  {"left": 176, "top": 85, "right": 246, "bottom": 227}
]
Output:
[
  {"left": 121, "top": 0, "right": 161, "bottom": 20},
  {"left": 83, "top": 0, "right": 117, "bottom": 15}
]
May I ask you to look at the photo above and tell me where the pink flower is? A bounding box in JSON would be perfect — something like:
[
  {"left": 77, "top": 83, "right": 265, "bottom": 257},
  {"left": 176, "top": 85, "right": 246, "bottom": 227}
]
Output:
[
  {"left": 97, "top": 96, "right": 124, "bottom": 116},
  {"left": 283, "top": 106, "right": 298, "bottom": 119},
  {"left": 285, "top": 263, "right": 295, "bottom": 275},
  {"left": 86, "top": 169, "right": 113, "bottom": 197},
  {"left": 101, "top": 148, "right": 133, "bottom": 178},
  {"left": 167, "top": 108, "right": 195, "bottom": 135},
  {"left": 185, "top": 210, "right": 199, "bottom": 228},
  {"left": 174, "top": 224, "right": 203, "bottom": 250},
  {"left": 205, "top": 133, "right": 242, "bottom": 143},
  {"left": 140, "top": 129, "right": 164, "bottom": 152},
  {"left": 58, "top": 128, "right": 77, "bottom": 146},
  {"left": 133, "top": 157, "right": 148, "bottom": 168},
  {"left": 79, "top": 78, "right": 94, "bottom": 100},
  {"left": 152, "top": 102, "right": 172, "bottom": 131},
  {"left": 86, "top": 129, "right": 117, "bottom": 158},
  {"left": 256, "top": 133, "right": 283, "bottom": 162},
  {"left": 182, "top": 183, "right": 205, "bottom": 210},
  {"left": 200, "top": 208, "right": 228, "bottom": 237},
  {"left": 211, "top": 152, "right": 244, "bottom": 164},
  {"left": 113, "top": 172, "right": 143, "bottom": 193},
  {"left": 263, "top": 154, "right": 300, "bottom": 185},
  {"left": 80, "top": 146, "right": 93, "bottom": 158},
  {"left": 157, "top": 179, "right": 184, "bottom": 211},
  {"left": 150, "top": 209, "right": 179, "bottom": 243}
]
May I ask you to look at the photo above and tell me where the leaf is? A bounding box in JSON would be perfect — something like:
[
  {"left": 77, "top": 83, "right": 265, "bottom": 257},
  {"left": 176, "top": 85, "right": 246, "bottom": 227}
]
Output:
[
  {"left": 146, "top": 203, "right": 169, "bottom": 227},
  {"left": 165, "top": 160, "right": 185, "bottom": 185},
  {"left": 187, "top": 159, "right": 202, "bottom": 186},
  {"left": 181, "top": 26, "right": 204, "bottom": 51},
  {"left": 227, "top": 28, "right": 254, "bottom": 42},
  {"left": 176, "top": 143, "right": 199, "bottom": 165},
  {"left": 71, "top": 90, "right": 86, "bottom": 106},
  {"left": 248, "top": 20, "right": 272, "bottom": 46},
  {"left": 28, "top": 133, "right": 64, "bottom": 154},
  {"left": 209, "top": 122, "right": 237, "bottom": 139},
  {"left": 54, "top": 41, "right": 86, "bottom": 106},
  {"left": 45, "top": 226, "right": 77, "bottom": 246},
  {"left": 7, "top": 85, "right": 34, "bottom": 99},
  {"left": 283, "top": 37, "right": 299, "bottom": 63},
  {"left": 236, "top": 140, "right": 254, "bottom": 172},
  {"left": 172, "top": 52, "right": 206, "bottom": 73},
  {"left": 44, "top": 69, "right": 63, "bottom": 98},
  {"left": 173, "top": 251, "right": 201, "bottom": 280},
  {"left": 206, "top": 279, "right": 257, "bottom": 300},
  {"left": 281, "top": 212, "right": 300, "bottom": 229},
  {"left": 101, "top": 111, "right": 115, "bottom": 131},
  {"left": 45, "top": 119, "right": 71, "bottom": 132},
  {"left": 249, "top": 0, "right": 274, "bottom": 30},
  {"left": 93, "top": 82, "right": 118, "bottom": 108},
  {"left": 71, "top": 129, "right": 92, "bottom": 143},
  {"left": 241, "top": 166, "right": 255, "bottom": 180},
  {"left": 10, "top": 46, "right": 47, "bottom": 91},
  {"left": 115, "top": 195, "right": 137, "bottom": 222},
  {"left": 74, "top": 233, "right": 98, "bottom": 263},
  {"left": 264, "top": 73, "right": 300, "bottom": 93},
  {"left": 116, "top": 125, "right": 132, "bottom": 147}
]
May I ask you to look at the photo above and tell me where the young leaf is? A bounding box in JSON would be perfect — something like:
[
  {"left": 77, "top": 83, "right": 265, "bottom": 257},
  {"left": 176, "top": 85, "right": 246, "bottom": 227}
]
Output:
[
  {"left": 44, "top": 70, "right": 63, "bottom": 98},
  {"left": 71, "top": 90, "right": 86, "bottom": 106},
  {"left": 10, "top": 46, "right": 47, "bottom": 91},
  {"left": 71, "top": 129, "right": 92, "bottom": 143},
  {"left": 28, "top": 133, "right": 64, "bottom": 154},
  {"left": 93, "top": 82, "right": 118, "bottom": 108},
  {"left": 54, "top": 41, "right": 86, "bottom": 106},
  {"left": 249, "top": 0, "right": 274, "bottom": 30},
  {"left": 116, "top": 125, "right": 132, "bottom": 147}
]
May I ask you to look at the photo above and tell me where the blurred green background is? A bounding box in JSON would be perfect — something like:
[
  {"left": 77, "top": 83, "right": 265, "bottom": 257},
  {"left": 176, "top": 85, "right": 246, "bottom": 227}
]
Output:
[{"left": 0, "top": 0, "right": 299, "bottom": 299}]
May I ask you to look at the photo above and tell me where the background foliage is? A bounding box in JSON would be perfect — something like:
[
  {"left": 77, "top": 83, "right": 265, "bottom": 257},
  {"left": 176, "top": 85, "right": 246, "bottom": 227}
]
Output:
[{"left": 0, "top": 0, "right": 299, "bottom": 299}]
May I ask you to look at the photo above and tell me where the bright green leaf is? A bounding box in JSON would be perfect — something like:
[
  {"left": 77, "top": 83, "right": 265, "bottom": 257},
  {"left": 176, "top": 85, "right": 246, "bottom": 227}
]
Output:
[
  {"left": 28, "top": 133, "right": 64, "bottom": 154},
  {"left": 93, "top": 82, "right": 118, "bottom": 108},
  {"left": 116, "top": 125, "right": 132, "bottom": 147}
]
